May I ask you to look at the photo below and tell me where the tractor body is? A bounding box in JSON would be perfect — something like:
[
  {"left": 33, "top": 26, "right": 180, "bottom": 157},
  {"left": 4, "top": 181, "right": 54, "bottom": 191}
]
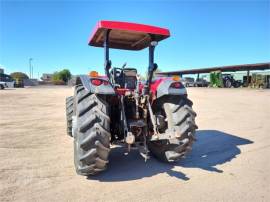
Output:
[{"left": 66, "top": 21, "right": 198, "bottom": 176}]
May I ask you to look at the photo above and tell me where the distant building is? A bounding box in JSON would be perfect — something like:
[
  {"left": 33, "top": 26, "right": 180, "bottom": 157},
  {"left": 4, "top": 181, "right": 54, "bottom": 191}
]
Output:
[
  {"left": 24, "top": 79, "right": 39, "bottom": 86},
  {"left": 0, "top": 68, "right": 4, "bottom": 74},
  {"left": 41, "top": 73, "right": 53, "bottom": 82}
]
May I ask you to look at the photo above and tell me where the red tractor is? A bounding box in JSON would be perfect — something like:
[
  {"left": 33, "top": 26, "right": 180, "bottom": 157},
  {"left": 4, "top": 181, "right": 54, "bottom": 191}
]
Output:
[{"left": 66, "top": 21, "right": 198, "bottom": 176}]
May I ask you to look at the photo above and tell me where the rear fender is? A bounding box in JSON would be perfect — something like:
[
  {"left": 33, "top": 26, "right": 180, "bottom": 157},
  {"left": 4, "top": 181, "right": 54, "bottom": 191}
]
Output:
[
  {"left": 156, "top": 79, "right": 187, "bottom": 99},
  {"left": 75, "top": 75, "right": 115, "bottom": 95}
]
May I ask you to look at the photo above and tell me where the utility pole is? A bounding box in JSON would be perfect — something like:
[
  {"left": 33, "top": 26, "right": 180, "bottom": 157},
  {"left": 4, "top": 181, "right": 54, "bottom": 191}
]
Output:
[
  {"left": 29, "top": 58, "right": 33, "bottom": 79},
  {"left": 32, "top": 63, "right": 34, "bottom": 79}
]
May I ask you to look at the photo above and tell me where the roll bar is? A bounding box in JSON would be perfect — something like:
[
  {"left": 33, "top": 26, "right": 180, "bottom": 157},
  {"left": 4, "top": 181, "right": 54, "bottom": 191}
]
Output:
[
  {"left": 104, "top": 30, "right": 111, "bottom": 78},
  {"left": 103, "top": 30, "right": 157, "bottom": 95}
]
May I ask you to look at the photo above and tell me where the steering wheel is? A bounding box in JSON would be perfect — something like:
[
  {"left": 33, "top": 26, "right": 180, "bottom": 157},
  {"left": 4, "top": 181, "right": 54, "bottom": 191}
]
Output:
[{"left": 122, "top": 62, "right": 127, "bottom": 69}]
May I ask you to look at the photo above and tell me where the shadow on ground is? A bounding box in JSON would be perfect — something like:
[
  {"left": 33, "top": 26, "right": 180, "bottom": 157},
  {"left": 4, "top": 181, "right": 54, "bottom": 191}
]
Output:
[{"left": 88, "top": 130, "right": 253, "bottom": 182}]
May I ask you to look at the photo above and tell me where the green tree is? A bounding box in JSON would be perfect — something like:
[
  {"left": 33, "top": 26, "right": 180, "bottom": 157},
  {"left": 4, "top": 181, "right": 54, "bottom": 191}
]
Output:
[
  {"left": 10, "top": 72, "right": 29, "bottom": 80},
  {"left": 51, "top": 69, "right": 72, "bottom": 85},
  {"left": 52, "top": 71, "right": 60, "bottom": 82},
  {"left": 58, "top": 69, "right": 71, "bottom": 83}
]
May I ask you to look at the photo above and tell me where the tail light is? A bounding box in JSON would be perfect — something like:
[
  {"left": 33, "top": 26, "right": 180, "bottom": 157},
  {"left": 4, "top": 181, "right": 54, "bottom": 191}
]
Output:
[
  {"left": 91, "top": 79, "right": 103, "bottom": 86},
  {"left": 90, "top": 79, "right": 110, "bottom": 86},
  {"left": 170, "top": 82, "right": 183, "bottom": 89}
]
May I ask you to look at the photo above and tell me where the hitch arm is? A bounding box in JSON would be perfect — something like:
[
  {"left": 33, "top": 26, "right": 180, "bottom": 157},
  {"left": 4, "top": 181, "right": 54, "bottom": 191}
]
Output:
[{"left": 147, "top": 98, "right": 159, "bottom": 140}]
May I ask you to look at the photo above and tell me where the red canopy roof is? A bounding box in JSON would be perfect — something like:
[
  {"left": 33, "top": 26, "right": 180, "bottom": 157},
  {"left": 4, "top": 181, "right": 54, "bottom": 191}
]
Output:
[{"left": 88, "top": 21, "right": 170, "bottom": 50}]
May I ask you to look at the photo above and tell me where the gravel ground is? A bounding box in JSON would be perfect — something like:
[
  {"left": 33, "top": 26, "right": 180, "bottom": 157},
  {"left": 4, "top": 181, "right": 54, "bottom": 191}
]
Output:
[{"left": 0, "top": 86, "right": 269, "bottom": 202}]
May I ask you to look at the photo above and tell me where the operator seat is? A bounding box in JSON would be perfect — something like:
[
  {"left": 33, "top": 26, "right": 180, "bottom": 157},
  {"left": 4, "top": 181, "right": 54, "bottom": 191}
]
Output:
[
  {"left": 110, "top": 67, "right": 137, "bottom": 89},
  {"left": 110, "top": 68, "right": 124, "bottom": 87},
  {"left": 122, "top": 68, "right": 137, "bottom": 89}
]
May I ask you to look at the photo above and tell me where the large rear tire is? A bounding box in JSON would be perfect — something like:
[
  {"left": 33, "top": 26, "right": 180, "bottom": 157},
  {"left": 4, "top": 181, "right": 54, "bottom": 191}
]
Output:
[
  {"left": 148, "top": 97, "right": 197, "bottom": 162},
  {"left": 65, "top": 96, "right": 74, "bottom": 137},
  {"left": 73, "top": 87, "right": 111, "bottom": 176}
]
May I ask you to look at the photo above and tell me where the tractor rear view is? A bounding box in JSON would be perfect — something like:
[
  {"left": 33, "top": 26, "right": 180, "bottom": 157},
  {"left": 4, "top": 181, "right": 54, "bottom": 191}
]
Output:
[{"left": 66, "top": 21, "right": 198, "bottom": 176}]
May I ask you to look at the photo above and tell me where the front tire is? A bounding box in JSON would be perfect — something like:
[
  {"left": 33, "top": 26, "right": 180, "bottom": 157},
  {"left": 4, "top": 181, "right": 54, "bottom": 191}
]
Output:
[
  {"left": 73, "top": 86, "right": 111, "bottom": 176},
  {"left": 225, "top": 80, "right": 232, "bottom": 88},
  {"left": 148, "top": 97, "right": 197, "bottom": 162}
]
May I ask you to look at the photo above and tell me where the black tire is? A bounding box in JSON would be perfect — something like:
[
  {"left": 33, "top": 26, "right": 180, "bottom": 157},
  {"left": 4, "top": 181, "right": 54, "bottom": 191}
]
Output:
[
  {"left": 225, "top": 80, "right": 232, "bottom": 88},
  {"left": 148, "top": 97, "right": 197, "bottom": 162},
  {"left": 73, "top": 87, "right": 111, "bottom": 176},
  {"left": 0, "top": 84, "right": 4, "bottom": 90},
  {"left": 66, "top": 96, "right": 74, "bottom": 137}
]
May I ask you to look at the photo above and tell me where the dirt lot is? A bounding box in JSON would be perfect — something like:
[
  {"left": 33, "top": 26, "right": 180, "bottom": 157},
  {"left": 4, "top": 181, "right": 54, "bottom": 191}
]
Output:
[{"left": 0, "top": 86, "right": 269, "bottom": 202}]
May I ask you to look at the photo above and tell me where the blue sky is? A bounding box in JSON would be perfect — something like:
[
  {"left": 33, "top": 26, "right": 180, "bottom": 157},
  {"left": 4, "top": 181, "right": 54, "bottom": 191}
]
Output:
[{"left": 0, "top": 0, "right": 269, "bottom": 78}]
